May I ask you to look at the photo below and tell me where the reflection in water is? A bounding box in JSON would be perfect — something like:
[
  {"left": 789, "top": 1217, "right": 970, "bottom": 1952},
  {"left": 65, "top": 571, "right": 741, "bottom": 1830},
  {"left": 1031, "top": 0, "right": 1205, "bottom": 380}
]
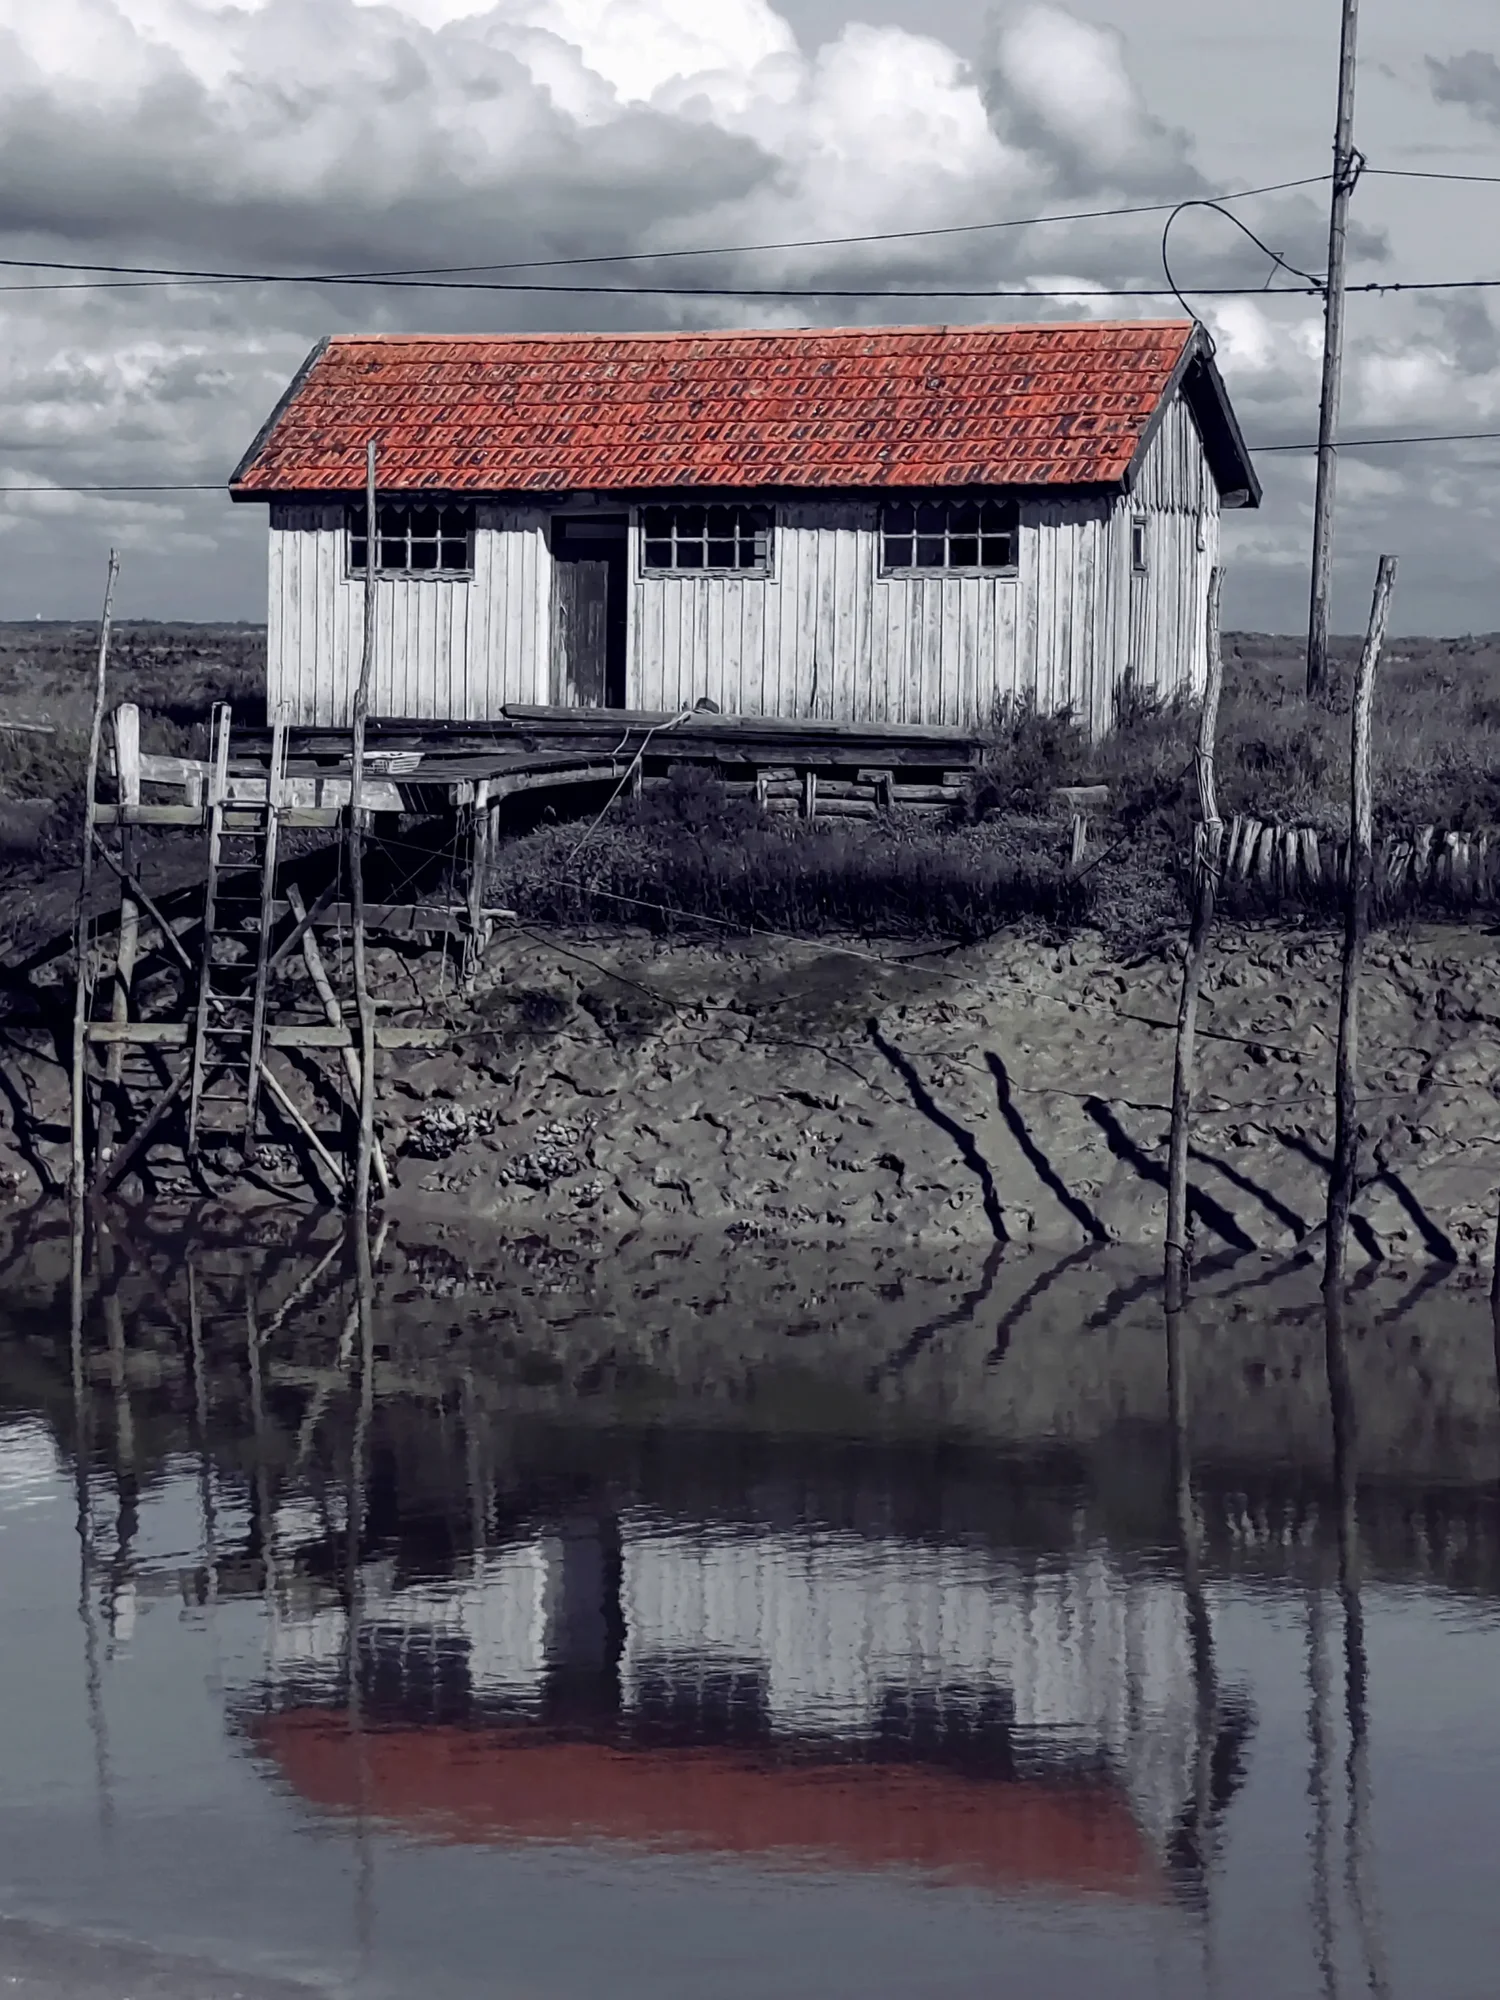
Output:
[
  {"left": 3, "top": 1209, "right": 1500, "bottom": 1996},
  {"left": 1324, "top": 1287, "right": 1391, "bottom": 2000}
]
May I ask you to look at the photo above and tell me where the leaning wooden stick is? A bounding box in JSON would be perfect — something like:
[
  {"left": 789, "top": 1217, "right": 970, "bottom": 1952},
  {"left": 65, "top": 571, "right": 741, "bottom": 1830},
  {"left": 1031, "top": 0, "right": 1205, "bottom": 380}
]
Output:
[
  {"left": 285, "top": 882, "right": 391, "bottom": 1196},
  {"left": 1325, "top": 555, "right": 1398, "bottom": 1292},
  {"left": 349, "top": 440, "right": 379, "bottom": 1218},
  {"left": 1165, "top": 567, "right": 1226, "bottom": 1312},
  {"left": 69, "top": 550, "right": 121, "bottom": 1201}
]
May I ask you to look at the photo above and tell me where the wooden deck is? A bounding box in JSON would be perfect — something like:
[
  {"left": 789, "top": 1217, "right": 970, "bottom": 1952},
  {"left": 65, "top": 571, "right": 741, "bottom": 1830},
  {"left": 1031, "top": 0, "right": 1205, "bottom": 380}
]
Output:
[{"left": 138, "top": 704, "right": 992, "bottom": 826}]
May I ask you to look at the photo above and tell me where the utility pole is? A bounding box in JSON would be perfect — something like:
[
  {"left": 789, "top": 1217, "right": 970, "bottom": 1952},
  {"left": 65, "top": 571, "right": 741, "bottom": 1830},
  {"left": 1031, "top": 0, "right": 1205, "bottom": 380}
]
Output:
[{"left": 1306, "top": 0, "right": 1365, "bottom": 698}]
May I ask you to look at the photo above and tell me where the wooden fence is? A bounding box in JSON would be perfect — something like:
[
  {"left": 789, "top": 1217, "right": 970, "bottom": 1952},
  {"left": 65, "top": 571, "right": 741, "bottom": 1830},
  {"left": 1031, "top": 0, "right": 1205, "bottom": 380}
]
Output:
[{"left": 1215, "top": 813, "right": 1498, "bottom": 907}]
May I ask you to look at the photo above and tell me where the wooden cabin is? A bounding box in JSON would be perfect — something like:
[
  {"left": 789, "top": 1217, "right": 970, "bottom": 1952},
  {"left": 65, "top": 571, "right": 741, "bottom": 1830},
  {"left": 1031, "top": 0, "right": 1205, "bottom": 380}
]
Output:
[{"left": 229, "top": 320, "right": 1259, "bottom": 740}]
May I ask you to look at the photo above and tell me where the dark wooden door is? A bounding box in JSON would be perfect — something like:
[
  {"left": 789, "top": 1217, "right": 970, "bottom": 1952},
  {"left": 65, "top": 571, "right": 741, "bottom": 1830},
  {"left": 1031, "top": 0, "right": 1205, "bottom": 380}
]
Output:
[{"left": 552, "top": 556, "right": 611, "bottom": 708}]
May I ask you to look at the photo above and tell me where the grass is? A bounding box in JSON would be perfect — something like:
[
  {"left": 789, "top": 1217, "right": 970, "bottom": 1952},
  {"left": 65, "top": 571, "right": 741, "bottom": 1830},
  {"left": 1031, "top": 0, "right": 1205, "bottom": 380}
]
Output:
[
  {"left": 4, "top": 623, "right": 1500, "bottom": 952},
  {"left": 489, "top": 770, "right": 1090, "bottom": 941}
]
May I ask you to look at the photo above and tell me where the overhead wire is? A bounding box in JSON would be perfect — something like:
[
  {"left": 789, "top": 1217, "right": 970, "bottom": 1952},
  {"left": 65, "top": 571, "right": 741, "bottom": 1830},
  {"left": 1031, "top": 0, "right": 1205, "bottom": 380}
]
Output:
[
  {"left": 14, "top": 425, "right": 1500, "bottom": 499},
  {"left": 0, "top": 176, "right": 1332, "bottom": 294}
]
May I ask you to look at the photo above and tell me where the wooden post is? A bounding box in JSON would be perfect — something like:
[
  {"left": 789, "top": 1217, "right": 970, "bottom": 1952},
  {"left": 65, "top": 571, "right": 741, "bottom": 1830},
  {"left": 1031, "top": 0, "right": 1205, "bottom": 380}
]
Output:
[
  {"left": 186, "top": 704, "right": 232, "bottom": 1163},
  {"left": 244, "top": 707, "right": 289, "bottom": 1148},
  {"left": 70, "top": 550, "right": 121, "bottom": 1200},
  {"left": 1325, "top": 556, "right": 1397, "bottom": 1291},
  {"left": 1165, "top": 568, "right": 1226, "bottom": 1312},
  {"left": 97, "top": 703, "right": 141, "bottom": 1165},
  {"left": 349, "top": 440, "right": 379, "bottom": 1218},
  {"left": 1306, "top": 0, "right": 1364, "bottom": 697},
  {"left": 285, "top": 882, "right": 391, "bottom": 1197}
]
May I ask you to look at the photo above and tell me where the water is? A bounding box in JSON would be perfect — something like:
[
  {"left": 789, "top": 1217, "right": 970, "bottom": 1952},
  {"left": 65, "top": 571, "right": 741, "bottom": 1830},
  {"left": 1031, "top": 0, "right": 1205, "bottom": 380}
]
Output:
[{"left": 2, "top": 1207, "right": 1499, "bottom": 1998}]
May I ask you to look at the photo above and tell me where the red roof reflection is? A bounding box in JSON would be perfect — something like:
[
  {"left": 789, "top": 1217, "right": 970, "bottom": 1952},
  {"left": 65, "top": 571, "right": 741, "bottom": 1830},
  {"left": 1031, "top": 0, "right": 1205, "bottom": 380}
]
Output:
[{"left": 253, "top": 1711, "right": 1162, "bottom": 1900}]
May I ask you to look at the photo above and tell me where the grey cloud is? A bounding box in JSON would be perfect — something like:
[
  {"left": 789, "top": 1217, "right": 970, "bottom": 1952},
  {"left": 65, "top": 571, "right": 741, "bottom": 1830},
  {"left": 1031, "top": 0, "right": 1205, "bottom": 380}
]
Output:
[
  {"left": 1428, "top": 49, "right": 1500, "bottom": 125},
  {"left": 978, "top": 4, "right": 1202, "bottom": 200}
]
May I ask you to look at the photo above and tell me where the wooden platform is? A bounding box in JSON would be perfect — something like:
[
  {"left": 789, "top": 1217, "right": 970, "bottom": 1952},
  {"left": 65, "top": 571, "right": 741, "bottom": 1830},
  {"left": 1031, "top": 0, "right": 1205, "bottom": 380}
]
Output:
[{"left": 127, "top": 705, "right": 989, "bottom": 826}]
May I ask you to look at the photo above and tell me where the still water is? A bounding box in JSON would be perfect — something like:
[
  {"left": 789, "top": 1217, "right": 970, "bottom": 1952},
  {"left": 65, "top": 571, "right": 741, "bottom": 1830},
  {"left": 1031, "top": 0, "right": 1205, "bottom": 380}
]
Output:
[{"left": 1, "top": 1208, "right": 1499, "bottom": 1998}]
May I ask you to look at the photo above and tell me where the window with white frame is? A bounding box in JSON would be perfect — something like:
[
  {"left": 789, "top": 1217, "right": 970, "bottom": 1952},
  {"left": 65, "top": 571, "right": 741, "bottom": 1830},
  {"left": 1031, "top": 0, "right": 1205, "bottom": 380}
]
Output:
[
  {"left": 881, "top": 498, "right": 1018, "bottom": 574},
  {"left": 1130, "top": 517, "right": 1149, "bottom": 573},
  {"left": 348, "top": 501, "right": 474, "bottom": 575},
  {"left": 641, "top": 503, "right": 772, "bottom": 575}
]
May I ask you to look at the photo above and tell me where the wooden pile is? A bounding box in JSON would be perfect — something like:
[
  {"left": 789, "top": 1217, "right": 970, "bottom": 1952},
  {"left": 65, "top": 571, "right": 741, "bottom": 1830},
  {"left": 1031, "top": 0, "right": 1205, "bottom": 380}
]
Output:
[
  {"left": 1218, "top": 813, "right": 1498, "bottom": 906},
  {"left": 746, "top": 767, "right": 968, "bottom": 820}
]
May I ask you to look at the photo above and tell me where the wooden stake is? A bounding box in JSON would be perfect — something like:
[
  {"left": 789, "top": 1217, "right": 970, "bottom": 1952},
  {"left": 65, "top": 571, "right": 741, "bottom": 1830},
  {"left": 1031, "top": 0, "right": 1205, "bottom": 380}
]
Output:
[
  {"left": 1325, "top": 556, "right": 1397, "bottom": 1291},
  {"left": 70, "top": 550, "right": 121, "bottom": 1199},
  {"left": 349, "top": 440, "right": 379, "bottom": 1218},
  {"left": 261, "top": 1060, "right": 348, "bottom": 1199},
  {"left": 285, "top": 882, "right": 391, "bottom": 1197},
  {"left": 97, "top": 705, "right": 141, "bottom": 1165},
  {"left": 244, "top": 707, "right": 288, "bottom": 1147},
  {"left": 1165, "top": 568, "right": 1226, "bottom": 1312},
  {"left": 187, "top": 704, "right": 232, "bottom": 1162},
  {"left": 1306, "top": 0, "right": 1364, "bottom": 698}
]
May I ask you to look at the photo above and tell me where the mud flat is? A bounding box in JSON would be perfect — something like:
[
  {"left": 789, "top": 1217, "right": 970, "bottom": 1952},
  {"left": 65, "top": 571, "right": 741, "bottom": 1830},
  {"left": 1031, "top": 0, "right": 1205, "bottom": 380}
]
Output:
[
  {"left": 375, "top": 921, "right": 1499, "bottom": 1267},
  {"left": 2, "top": 921, "right": 1496, "bottom": 1266}
]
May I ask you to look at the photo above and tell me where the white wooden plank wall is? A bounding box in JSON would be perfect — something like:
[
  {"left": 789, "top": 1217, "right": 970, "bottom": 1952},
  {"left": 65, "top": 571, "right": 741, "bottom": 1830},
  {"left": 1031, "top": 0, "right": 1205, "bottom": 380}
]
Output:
[
  {"left": 1125, "top": 399, "right": 1220, "bottom": 714},
  {"left": 628, "top": 502, "right": 1022, "bottom": 729},
  {"left": 267, "top": 501, "right": 550, "bottom": 726}
]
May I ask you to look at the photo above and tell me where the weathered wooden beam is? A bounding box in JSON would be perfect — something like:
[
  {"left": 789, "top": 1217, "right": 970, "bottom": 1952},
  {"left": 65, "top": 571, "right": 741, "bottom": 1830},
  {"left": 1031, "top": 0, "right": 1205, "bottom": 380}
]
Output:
[
  {"left": 89, "top": 1063, "right": 188, "bottom": 1198},
  {"left": 92, "top": 804, "right": 206, "bottom": 827},
  {"left": 187, "top": 705, "right": 232, "bottom": 1162},
  {"left": 260, "top": 1060, "right": 347, "bottom": 1199},
  {"left": 349, "top": 438, "right": 379, "bottom": 1221},
  {"left": 244, "top": 710, "right": 288, "bottom": 1148},
  {"left": 1165, "top": 566, "right": 1226, "bottom": 1313},
  {"left": 99, "top": 704, "right": 142, "bottom": 1165},
  {"left": 70, "top": 548, "right": 120, "bottom": 1200},
  {"left": 1326, "top": 555, "right": 1397, "bottom": 1290},
  {"left": 89, "top": 831, "right": 196, "bottom": 975},
  {"left": 286, "top": 882, "right": 391, "bottom": 1198},
  {"left": 266, "top": 879, "right": 339, "bottom": 975}
]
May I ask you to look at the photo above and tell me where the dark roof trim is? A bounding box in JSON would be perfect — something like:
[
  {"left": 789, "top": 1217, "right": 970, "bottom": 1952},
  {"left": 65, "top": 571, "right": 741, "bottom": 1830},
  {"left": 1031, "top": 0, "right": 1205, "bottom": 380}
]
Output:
[
  {"left": 227, "top": 338, "right": 331, "bottom": 495},
  {"left": 1122, "top": 326, "right": 1262, "bottom": 508},
  {"left": 238, "top": 478, "right": 1129, "bottom": 509}
]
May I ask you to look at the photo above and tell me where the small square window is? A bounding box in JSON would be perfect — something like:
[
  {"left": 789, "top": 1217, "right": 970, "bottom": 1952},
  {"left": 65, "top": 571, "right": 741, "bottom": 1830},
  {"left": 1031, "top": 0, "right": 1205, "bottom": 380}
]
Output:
[
  {"left": 639, "top": 503, "right": 773, "bottom": 576},
  {"left": 883, "top": 497, "right": 1018, "bottom": 574},
  {"left": 348, "top": 500, "right": 474, "bottom": 576}
]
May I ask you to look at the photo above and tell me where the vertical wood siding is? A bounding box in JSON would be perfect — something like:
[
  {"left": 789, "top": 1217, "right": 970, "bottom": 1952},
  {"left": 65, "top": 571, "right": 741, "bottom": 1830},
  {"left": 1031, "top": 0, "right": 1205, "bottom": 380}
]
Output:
[
  {"left": 626, "top": 502, "right": 1022, "bottom": 729},
  {"left": 266, "top": 501, "right": 549, "bottom": 726},
  {"left": 1122, "top": 397, "right": 1221, "bottom": 726},
  {"left": 263, "top": 391, "right": 1221, "bottom": 737}
]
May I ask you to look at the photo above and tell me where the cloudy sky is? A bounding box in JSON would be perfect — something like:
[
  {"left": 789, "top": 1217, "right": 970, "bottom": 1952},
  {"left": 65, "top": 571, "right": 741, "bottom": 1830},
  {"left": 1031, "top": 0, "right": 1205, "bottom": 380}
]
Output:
[{"left": 1, "top": 0, "right": 1499, "bottom": 633}]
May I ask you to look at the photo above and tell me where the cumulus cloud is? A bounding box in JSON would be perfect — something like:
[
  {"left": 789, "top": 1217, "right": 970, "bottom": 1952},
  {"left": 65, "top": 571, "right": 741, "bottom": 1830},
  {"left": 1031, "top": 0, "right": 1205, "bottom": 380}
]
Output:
[{"left": 980, "top": 4, "right": 1198, "bottom": 197}]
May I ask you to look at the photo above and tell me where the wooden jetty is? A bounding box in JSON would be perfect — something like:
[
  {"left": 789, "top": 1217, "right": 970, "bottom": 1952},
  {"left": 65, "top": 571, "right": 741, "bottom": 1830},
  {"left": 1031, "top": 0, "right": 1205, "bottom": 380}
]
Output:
[{"left": 68, "top": 690, "right": 985, "bottom": 1206}]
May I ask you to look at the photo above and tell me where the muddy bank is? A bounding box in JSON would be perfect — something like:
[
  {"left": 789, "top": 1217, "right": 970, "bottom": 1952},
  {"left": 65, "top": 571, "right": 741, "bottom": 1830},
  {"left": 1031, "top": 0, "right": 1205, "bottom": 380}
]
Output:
[
  {"left": 3, "top": 922, "right": 1497, "bottom": 1265},
  {"left": 377, "top": 921, "right": 1499, "bottom": 1266}
]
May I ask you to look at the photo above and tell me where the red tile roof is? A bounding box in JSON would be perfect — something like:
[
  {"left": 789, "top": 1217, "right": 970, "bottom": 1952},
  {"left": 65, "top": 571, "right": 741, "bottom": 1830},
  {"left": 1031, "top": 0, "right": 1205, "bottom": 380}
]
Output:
[{"left": 230, "top": 321, "right": 1252, "bottom": 499}]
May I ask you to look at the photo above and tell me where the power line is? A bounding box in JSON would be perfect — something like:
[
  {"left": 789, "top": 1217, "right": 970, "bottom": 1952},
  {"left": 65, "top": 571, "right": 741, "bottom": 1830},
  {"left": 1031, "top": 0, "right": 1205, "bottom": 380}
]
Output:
[
  {"left": 1366, "top": 166, "right": 1500, "bottom": 187},
  {"left": 9, "top": 426, "right": 1500, "bottom": 497},
  {"left": 6, "top": 263, "right": 1500, "bottom": 301},
  {"left": 0, "top": 176, "right": 1331, "bottom": 297},
  {"left": 1257, "top": 428, "right": 1500, "bottom": 452}
]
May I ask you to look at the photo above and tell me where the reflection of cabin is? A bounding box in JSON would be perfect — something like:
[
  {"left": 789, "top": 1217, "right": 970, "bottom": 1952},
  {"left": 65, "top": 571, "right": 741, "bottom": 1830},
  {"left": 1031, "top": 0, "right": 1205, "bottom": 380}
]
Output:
[
  {"left": 228, "top": 321, "right": 1259, "bottom": 739},
  {"left": 245, "top": 1508, "right": 1247, "bottom": 1894}
]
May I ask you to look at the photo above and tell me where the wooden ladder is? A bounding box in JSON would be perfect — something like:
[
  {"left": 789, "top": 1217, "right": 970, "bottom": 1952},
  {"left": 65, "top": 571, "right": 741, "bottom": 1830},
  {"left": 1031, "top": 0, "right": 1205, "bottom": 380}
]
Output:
[{"left": 186, "top": 704, "right": 289, "bottom": 1161}]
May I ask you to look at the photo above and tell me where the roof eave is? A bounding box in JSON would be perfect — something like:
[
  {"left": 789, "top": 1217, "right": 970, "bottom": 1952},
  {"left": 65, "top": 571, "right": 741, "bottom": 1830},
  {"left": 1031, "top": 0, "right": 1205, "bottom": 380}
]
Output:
[
  {"left": 228, "top": 337, "right": 332, "bottom": 498},
  {"left": 1120, "top": 326, "right": 1262, "bottom": 509}
]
